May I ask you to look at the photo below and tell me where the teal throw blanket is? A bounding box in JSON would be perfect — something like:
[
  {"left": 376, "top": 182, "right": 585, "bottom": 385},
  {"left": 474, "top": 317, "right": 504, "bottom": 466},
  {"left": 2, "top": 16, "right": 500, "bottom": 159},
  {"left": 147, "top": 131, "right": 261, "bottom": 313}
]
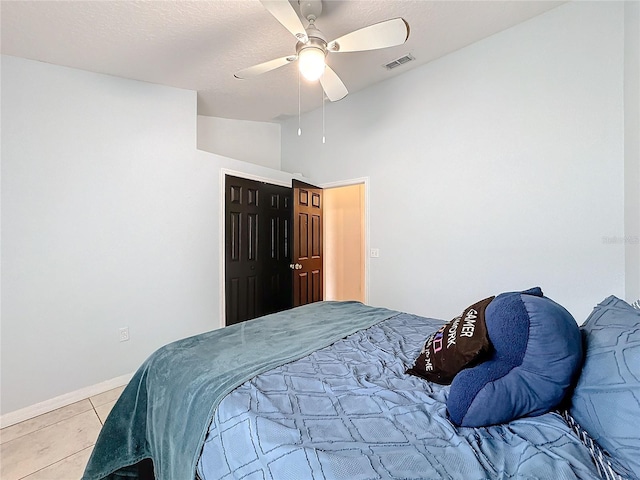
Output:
[{"left": 82, "top": 301, "right": 398, "bottom": 480}]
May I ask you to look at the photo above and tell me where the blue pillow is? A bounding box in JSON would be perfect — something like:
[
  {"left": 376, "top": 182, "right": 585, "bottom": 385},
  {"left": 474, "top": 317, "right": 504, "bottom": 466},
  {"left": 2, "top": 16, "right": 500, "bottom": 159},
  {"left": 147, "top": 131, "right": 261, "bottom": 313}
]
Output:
[
  {"left": 447, "top": 287, "right": 582, "bottom": 427},
  {"left": 569, "top": 296, "right": 640, "bottom": 479}
]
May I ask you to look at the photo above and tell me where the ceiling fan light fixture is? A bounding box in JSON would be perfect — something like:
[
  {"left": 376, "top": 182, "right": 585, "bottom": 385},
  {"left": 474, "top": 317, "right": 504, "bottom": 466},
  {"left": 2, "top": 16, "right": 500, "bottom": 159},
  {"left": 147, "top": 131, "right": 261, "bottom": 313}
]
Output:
[
  {"left": 239, "top": 1, "right": 410, "bottom": 102},
  {"left": 298, "top": 46, "right": 325, "bottom": 81}
]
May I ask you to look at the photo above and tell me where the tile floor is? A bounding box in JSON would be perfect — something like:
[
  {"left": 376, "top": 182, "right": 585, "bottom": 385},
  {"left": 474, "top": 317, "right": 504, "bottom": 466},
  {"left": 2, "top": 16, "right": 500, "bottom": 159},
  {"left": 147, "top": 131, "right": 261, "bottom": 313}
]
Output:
[{"left": 0, "top": 386, "right": 124, "bottom": 480}]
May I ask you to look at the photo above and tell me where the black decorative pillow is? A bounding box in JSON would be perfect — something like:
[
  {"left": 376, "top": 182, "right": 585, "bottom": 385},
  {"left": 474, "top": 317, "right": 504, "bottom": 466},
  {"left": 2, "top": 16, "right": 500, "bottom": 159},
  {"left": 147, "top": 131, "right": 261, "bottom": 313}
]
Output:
[{"left": 407, "top": 296, "right": 494, "bottom": 385}]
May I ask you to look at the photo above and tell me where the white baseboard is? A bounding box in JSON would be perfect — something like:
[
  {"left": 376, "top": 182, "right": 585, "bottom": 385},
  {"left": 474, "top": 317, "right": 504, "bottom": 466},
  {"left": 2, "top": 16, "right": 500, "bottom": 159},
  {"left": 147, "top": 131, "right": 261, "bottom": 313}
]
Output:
[{"left": 0, "top": 373, "right": 133, "bottom": 429}]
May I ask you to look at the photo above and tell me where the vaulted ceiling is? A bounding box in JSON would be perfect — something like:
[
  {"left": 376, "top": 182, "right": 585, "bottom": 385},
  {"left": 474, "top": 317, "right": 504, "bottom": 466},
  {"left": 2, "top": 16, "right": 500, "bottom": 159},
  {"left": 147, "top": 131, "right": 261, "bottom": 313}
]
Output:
[{"left": 1, "top": 1, "right": 564, "bottom": 122}]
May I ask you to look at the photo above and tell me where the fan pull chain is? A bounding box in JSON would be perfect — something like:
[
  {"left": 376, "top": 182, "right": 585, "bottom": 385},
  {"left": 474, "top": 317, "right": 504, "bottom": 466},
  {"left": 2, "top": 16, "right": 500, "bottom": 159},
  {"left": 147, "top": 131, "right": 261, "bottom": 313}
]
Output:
[
  {"left": 297, "top": 68, "right": 302, "bottom": 136},
  {"left": 322, "top": 78, "right": 326, "bottom": 144}
]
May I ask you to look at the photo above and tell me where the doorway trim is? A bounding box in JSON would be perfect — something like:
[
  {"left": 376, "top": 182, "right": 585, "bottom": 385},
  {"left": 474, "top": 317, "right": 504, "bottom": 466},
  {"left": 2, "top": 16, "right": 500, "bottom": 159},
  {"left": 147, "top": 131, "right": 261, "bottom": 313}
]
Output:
[
  {"left": 319, "top": 177, "right": 370, "bottom": 305},
  {"left": 218, "top": 168, "right": 300, "bottom": 328}
]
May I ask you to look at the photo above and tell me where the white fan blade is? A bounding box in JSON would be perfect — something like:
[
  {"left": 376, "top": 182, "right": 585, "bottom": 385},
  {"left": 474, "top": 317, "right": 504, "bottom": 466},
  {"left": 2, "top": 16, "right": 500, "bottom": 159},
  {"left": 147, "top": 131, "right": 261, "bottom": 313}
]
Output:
[
  {"left": 234, "top": 56, "right": 296, "bottom": 79},
  {"left": 320, "top": 65, "right": 348, "bottom": 102},
  {"left": 327, "top": 18, "right": 409, "bottom": 53},
  {"left": 260, "top": 0, "right": 308, "bottom": 43}
]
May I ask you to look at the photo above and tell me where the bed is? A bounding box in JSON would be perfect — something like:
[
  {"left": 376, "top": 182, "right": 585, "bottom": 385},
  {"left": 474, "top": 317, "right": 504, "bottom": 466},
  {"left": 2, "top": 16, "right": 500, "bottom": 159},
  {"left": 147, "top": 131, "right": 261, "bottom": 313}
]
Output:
[{"left": 82, "top": 292, "right": 640, "bottom": 480}]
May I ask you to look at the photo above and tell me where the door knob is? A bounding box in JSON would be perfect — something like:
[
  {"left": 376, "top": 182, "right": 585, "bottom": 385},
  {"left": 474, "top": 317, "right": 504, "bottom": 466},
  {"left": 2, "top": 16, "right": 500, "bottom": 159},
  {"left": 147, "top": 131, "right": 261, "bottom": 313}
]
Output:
[{"left": 290, "top": 263, "right": 303, "bottom": 270}]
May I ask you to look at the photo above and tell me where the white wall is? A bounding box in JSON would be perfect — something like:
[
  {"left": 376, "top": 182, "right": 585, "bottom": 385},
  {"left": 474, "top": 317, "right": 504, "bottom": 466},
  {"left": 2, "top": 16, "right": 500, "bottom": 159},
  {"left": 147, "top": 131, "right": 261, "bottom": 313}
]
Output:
[
  {"left": 197, "top": 115, "right": 281, "bottom": 170},
  {"left": 0, "top": 55, "right": 296, "bottom": 417},
  {"left": 282, "top": 2, "right": 627, "bottom": 323},
  {"left": 625, "top": 0, "right": 640, "bottom": 302}
]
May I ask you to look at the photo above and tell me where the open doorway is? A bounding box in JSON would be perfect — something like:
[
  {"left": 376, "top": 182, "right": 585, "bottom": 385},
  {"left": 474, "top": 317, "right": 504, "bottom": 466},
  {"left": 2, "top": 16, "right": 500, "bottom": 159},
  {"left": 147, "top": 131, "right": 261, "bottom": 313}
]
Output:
[
  {"left": 323, "top": 181, "right": 367, "bottom": 303},
  {"left": 220, "top": 169, "right": 367, "bottom": 326}
]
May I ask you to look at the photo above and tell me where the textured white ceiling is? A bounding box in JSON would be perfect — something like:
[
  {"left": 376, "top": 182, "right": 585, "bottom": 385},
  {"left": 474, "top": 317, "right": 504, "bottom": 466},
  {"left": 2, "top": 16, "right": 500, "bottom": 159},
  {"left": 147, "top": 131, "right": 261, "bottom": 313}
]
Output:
[{"left": 1, "top": 0, "right": 565, "bottom": 123}]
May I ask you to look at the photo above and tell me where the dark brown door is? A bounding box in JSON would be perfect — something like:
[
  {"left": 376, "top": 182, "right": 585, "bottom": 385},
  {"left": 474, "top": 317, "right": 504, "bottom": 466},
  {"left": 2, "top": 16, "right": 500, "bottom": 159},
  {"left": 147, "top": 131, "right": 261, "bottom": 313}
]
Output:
[
  {"left": 225, "top": 176, "right": 293, "bottom": 325},
  {"left": 292, "top": 180, "right": 323, "bottom": 306}
]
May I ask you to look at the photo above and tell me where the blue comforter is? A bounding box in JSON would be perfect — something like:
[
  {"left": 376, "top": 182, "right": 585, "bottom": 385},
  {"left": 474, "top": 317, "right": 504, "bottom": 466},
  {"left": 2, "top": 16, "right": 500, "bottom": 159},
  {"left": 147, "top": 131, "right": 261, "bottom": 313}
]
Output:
[{"left": 198, "top": 313, "right": 602, "bottom": 480}]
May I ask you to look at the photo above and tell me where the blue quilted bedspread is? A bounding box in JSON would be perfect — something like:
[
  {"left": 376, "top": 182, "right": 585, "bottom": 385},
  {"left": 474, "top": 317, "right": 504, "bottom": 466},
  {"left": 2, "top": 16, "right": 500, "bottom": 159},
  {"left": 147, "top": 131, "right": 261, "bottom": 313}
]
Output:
[{"left": 198, "top": 313, "right": 602, "bottom": 480}]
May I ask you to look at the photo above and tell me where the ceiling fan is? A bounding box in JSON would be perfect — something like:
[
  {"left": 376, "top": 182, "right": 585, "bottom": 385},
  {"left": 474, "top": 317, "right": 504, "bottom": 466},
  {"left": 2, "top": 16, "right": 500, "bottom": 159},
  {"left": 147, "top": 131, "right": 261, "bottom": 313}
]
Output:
[{"left": 234, "top": 0, "right": 410, "bottom": 102}]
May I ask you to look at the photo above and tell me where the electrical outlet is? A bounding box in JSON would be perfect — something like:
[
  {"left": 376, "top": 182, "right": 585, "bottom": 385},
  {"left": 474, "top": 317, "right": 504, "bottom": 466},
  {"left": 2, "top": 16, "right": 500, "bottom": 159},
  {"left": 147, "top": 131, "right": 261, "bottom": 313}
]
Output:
[
  {"left": 119, "top": 327, "right": 130, "bottom": 342},
  {"left": 370, "top": 248, "right": 380, "bottom": 258}
]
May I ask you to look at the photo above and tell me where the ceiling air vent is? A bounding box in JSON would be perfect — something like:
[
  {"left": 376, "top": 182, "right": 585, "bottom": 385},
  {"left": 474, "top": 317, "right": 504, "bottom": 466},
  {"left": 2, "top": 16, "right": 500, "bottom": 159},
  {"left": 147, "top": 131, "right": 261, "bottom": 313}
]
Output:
[{"left": 384, "top": 54, "right": 415, "bottom": 70}]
